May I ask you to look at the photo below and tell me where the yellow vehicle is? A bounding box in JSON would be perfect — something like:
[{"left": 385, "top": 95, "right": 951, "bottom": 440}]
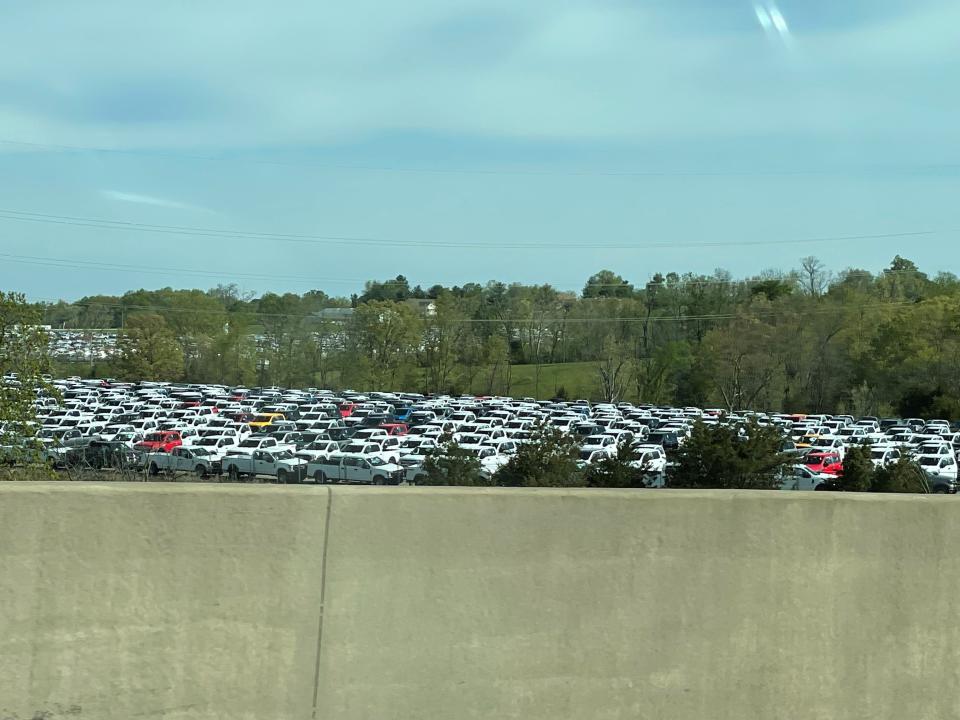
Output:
[
  {"left": 796, "top": 430, "right": 824, "bottom": 450},
  {"left": 248, "top": 412, "right": 285, "bottom": 430}
]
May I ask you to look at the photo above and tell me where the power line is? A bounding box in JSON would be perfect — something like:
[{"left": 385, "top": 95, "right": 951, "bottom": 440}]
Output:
[
  {"left": 0, "top": 252, "right": 374, "bottom": 287},
  {"left": 1, "top": 137, "right": 926, "bottom": 179},
  {"left": 0, "top": 207, "right": 945, "bottom": 251},
  {"left": 4, "top": 249, "right": 944, "bottom": 300}
]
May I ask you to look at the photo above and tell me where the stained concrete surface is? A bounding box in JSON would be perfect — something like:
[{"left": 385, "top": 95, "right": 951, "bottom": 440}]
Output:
[{"left": 2, "top": 484, "right": 959, "bottom": 719}]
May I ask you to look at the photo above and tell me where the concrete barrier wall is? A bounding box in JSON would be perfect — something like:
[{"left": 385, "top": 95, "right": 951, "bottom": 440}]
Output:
[
  {"left": 0, "top": 484, "right": 331, "bottom": 720},
  {"left": 3, "top": 484, "right": 960, "bottom": 719}
]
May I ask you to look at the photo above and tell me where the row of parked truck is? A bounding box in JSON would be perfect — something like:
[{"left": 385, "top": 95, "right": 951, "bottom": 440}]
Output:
[{"left": 145, "top": 445, "right": 408, "bottom": 485}]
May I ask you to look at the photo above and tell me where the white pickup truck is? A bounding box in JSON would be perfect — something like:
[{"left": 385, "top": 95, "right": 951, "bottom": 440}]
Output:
[
  {"left": 459, "top": 444, "right": 511, "bottom": 478},
  {"left": 147, "top": 446, "right": 222, "bottom": 478},
  {"left": 307, "top": 453, "right": 406, "bottom": 485},
  {"left": 232, "top": 434, "right": 294, "bottom": 457},
  {"left": 223, "top": 449, "right": 308, "bottom": 483},
  {"left": 339, "top": 437, "right": 402, "bottom": 464},
  {"left": 294, "top": 440, "right": 343, "bottom": 463}
]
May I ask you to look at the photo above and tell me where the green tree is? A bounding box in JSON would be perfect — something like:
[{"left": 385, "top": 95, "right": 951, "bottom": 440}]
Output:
[
  {"left": 877, "top": 256, "right": 930, "bottom": 302},
  {"left": 0, "top": 292, "right": 55, "bottom": 477},
  {"left": 583, "top": 270, "right": 634, "bottom": 299},
  {"left": 114, "top": 314, "right": 185, "bottom": 381},
  {"left": 420, "top": 442, "right": 489, "bottom": 486},
  {"left": 872, "top": 456, "right": 930, "bottom": 494},
  {"left": 668, "top": 420, "right": 789, "bottom": 489},
  {"left": 256, "top": 292, "right": 307, "bottom": 386},
  {"left": 702, "top": 312, "right": 783, "bottom": 411},
  {"left": 199, "top": 312, "right": 256, "bottom": 386},
  {"left": 836, "top": 445, "right": 874, "bottom": 492},
  {"left": 346, "top": 301, "right": 422, "bottom": 390},
  {"left": 420, "top": 292, "right": 468, "bottom": 394},
  {"left": 495, "top": 423, "right": 584, "bottom": 487},
  {"left": 359, "top": 275, "right": 413, "bottom": 303},
  {"left": 584, "top": 442, "right": 650, "bottom": 488}
]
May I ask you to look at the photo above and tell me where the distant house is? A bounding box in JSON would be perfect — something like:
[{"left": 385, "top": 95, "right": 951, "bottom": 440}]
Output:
[
  {"left": 404, "top": 299, "right": 437, "bottom": 317},
  {"left": 315, "top": 308, "right": 355, "bottom": 322}
]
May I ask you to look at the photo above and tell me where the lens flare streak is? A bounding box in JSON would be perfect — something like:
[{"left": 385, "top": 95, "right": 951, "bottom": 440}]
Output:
[{"left": 754, "top": 2, "right": 793, "bottom": 46}]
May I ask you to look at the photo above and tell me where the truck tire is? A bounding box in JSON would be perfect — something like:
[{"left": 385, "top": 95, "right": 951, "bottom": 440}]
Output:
[
  {"left": 314, "top": 470, "right": 327, "bottom": 484},
  {"left": 148, "top": 462, "right": 159, "bottom": 477},
  {"left": 373, "top": 475, "right": 385, "bottom": 485},
  {"left": 194, "top": 465, "right": 207, "bottom": 479},
  {"left": 277, "top": 469, "right": 288, "bottom": 484},
  {"left": 228, "top": 466, "right": 240, "bottom": 482}
]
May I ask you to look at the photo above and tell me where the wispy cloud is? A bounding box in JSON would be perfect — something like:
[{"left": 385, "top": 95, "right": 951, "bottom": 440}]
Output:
[
  {"left": 0, "top": 0, "right": 955, "bottom": 150},
  {"left": 101, "top": 190, "right": 206, "bottom": 212}
]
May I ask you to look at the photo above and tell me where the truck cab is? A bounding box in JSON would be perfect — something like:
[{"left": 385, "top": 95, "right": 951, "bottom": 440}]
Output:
[{"left": 134, "top": 430, "right": 183, "bottom": 454}]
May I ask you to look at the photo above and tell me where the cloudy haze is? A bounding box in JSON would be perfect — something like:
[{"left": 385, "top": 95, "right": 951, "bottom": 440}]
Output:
[{"left": 1, "top": 0, "right": 958, "bottom": 299}]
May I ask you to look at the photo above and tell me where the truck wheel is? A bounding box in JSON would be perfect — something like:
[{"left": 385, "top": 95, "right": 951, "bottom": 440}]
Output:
[
  {"left": 194, "top": 465, "right": 207, "bottom": 479},
  {"left": 277, "top": 469, "right": 289, "bottom": 484},
  {"left": 228, "top": 466, "right": 240, "bottom": 482},
  {"left": 373, "top": 475, "right": 385, "bottom": 485},
  {"left": 314, "top": 471, "right": 327, "bottom": 484},
  {"left": 148, "top": 462, "right": 159, "bottom": 477}
]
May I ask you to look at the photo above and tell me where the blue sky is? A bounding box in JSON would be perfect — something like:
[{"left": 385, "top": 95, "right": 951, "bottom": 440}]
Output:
[{"left": 1, "top": 0, "right": 958, "bottom": 300}]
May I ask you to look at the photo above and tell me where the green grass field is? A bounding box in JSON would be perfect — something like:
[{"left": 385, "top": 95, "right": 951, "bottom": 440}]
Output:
[{"left": 505, "top": 361, "right": 598, "bottom": 401}]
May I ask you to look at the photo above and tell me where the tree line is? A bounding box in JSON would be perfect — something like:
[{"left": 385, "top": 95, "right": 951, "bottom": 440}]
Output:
[{"left": 33, "top": 255, "right": 960, "bottom": 417}]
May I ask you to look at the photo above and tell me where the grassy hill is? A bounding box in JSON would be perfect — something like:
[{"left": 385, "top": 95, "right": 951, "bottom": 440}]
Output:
[{"left": 503, "top": 361, "right": 598, "bottom": 401}]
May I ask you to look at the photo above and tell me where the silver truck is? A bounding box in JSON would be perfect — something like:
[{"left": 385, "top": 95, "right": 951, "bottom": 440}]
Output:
[
  {"left": 147, "top": 446, "right": 222, "bottom": 478},
  {"left": 223, "top": 449, "right": 308, "bottom": 483},
  {"left": 307, "top": 452, "right": 405, "bottom": 485}
]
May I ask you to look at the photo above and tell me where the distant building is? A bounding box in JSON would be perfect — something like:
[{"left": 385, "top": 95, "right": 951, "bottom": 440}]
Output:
[
  {"left": 404, "top": 299, "right": 437, "bottom": 317},
  {"left": 315, "top": 308, "right": 355, "bottom": 321}
]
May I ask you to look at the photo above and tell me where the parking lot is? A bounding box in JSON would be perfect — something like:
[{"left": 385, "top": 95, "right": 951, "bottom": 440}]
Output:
[
  {"left": 3, "top": 375, "right": 959, "bottom": 491},
  {"left": 47, "top": 329, "right": 118, "bottom": 360}
]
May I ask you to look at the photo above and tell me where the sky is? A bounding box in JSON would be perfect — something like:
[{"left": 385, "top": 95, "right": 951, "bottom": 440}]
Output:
[{"left": 1, "top": 0, "right": 958, "bottom": 301}]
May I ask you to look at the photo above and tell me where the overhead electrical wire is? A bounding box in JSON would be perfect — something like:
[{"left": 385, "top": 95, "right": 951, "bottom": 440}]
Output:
[
  {"left": 0, "top": 138, "right": 923, "bottom": 178},
  {"left": 0, "top": 207, "right": 945, "bottom": 251},
  {"left": 2, "top": 249, "right": 945, "bottom": 292}
]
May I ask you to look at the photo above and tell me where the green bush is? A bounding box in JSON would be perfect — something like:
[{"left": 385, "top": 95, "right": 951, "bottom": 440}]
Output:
[
  {"left": 495, "top": 423, "right": 584, "bottom": 488},
  {"left": 668, "top": 420, "right": 790, "bottom": 490}
]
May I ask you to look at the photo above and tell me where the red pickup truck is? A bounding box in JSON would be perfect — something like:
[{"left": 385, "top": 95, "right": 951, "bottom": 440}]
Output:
[
  {"left": 135, "top": 431, "right": 183, "bottom": 454},
  {"left": 380, "top": 423, "right": 409, "bottom": 436},
  {"left": 804, "top": 451, "right": 842, "bottom": 476}
]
